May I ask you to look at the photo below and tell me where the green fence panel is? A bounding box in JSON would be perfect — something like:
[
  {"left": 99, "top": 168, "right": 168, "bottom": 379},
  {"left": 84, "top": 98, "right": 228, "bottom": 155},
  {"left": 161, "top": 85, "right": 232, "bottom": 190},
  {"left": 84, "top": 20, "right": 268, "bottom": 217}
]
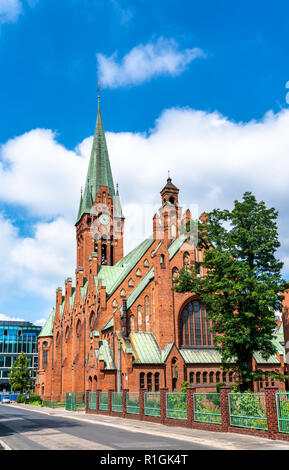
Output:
[
  {"left": 112, "top": 392, "right": 123, "bottom": 413},
  {"left": 65, "top": 392, "right": 85, "bottom": 411},
  {"left": 276, "top": 392, "right": 289, "bottom": 433},
  {"left": 193, "top": 393, "right": 222, "bottom": 425},
  {"left": 126, "top": 392, "right": 140, "bottom": 415},
  {"left": 166, "top": 393, "right": 187, "bottom": 420},
  {"left": 99, "top": 392, "right": 109, "bottom": 411},
  {"left": 144, "top": 392, "right": 161, "bottom": 417},
  {"left": 229, "top": 393, "right": 267, "bottom": 430},
  {"left": 88, "top": 392, "right": 97, "bottom": 410}
]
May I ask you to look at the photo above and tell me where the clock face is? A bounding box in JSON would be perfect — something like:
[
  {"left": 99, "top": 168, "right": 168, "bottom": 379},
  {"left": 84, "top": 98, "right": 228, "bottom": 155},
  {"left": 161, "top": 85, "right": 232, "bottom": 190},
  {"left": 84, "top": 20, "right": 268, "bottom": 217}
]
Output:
[{"left": 99, "top": 213, "right": 110, "bottom": 226}]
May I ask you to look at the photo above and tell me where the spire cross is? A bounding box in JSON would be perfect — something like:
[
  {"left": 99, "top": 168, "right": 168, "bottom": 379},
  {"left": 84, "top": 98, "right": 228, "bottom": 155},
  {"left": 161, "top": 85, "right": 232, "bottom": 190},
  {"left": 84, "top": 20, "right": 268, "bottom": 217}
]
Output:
[{"left": 97, "top": 81, "right": 101, "bottom": 101}]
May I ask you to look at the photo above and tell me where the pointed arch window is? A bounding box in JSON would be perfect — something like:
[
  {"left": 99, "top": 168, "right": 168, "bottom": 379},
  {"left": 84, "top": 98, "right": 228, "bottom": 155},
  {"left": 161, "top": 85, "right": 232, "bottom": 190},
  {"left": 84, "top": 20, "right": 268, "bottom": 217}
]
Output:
[
  {"left": 130, "top": 315, "right": 135, "bottom": 332},
  {"left": 179, "top": 300, "right": 213, "bottom": 347},
  {"left": 137, "top": 306, "right": 142, "bottom": 331},
  {"left": 145, "top": 296, "right": 150, "bottom": 331}
]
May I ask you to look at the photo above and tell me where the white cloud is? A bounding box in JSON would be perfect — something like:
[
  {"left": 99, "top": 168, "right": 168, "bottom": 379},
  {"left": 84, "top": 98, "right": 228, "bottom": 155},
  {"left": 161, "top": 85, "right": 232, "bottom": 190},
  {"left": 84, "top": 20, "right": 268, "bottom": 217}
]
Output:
[
  {"left": 97, "top": 37, "right": 205, "bottom": 88},
  {"left": 0, "top": 313, "right": 25, "bottom": 321},
  {"left": 34, "top": 318, "right": 46, "bottom": 326},
  {"left": 1, "top": 105, "right": 289, "bottom": 320},
  {"left": 0, "top": 128, "right": 86, "bottom": 219},
  {"left": 0, "top": 0, "right": 22, "bottom": 24}
]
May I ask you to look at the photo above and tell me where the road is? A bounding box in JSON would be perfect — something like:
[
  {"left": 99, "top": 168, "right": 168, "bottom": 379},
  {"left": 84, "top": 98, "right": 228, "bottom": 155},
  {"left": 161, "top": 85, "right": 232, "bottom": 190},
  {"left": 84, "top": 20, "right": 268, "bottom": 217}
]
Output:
[{"left": 0, "top": 403, "right": 289, "bottom": 450}]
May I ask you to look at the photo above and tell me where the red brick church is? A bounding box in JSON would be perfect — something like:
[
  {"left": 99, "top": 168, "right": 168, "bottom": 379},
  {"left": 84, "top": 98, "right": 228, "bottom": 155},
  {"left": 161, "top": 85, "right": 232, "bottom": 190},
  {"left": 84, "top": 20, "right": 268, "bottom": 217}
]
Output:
[{"left": 36, "top": 101, "right": 286, "bottom": 401}]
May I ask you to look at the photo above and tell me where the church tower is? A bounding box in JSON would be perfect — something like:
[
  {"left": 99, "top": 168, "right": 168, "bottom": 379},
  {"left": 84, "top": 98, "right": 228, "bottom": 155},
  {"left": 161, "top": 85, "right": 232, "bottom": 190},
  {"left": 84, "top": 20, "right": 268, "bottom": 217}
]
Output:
[
  {"left": 153, "top": 176, "right": 182, "bottom": 246},
  {"left": 75, "top": 99, "right": 125, "bottom": 275}
]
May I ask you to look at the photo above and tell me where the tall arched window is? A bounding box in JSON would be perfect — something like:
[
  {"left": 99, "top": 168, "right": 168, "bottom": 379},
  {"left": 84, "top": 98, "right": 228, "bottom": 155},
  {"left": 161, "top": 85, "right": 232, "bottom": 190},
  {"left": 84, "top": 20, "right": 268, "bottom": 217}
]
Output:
[
  {"left": 154, "top": 373, "right": 160, "bottom": 391},
  {"left": 137, "top": 306, "right": 142, "bottom": 331},
  {"left": 189, "top": 372, "right": 194, "bottom": 384},
  {"left": 140, "top": 373, "right": 145, "bottom": 389},
  {"left": 147, "top": 373, "right": 152, "bottom": 392},
  {"left": 145, "top": 296, "right": 150, "bottom": 331},
  {"left": 179, "top": 300, "right": 213, "bottom": 346},
  {"left": 183, "top": 252, "right": 190, "bottom": 266},
  {"left": 130, "top": 315, "right": 135, "bottom": 332}
]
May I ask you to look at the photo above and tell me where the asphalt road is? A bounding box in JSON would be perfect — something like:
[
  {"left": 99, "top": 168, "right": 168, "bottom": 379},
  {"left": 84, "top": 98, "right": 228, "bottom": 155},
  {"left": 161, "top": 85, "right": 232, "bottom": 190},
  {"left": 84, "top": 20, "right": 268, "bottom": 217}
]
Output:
[
  {"left": 1, "top": 404, "right": 289, "bottom": 451},
  {"left": 0, "top": 404, "right": 214, "bottom": 450}
]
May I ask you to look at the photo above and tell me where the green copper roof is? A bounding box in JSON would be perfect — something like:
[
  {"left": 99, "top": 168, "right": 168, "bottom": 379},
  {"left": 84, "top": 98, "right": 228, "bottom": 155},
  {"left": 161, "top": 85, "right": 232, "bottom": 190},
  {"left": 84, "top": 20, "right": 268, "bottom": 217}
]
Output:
[
  {"left": 95, "top": 236, "right": 155, "bottom": 301},
  {"left": 39, "top": 308, "right": 56, "bottom": 338},
  {"left": 101, "top": 266, "right": 155, "bottom": 332},
  {"left": 130, "top": 332, "right": 172, "bottom": 364},
  {"left": 76, "top": 103, "right": 116, "bottom": 224},
  {"left": 168, "top": 233, "right": 187, "bottom": 260},
  {"left": 180, "top": 347, "right": 280, "bottom": 365},
  {"left": 94, "top": 340, "right": 116, "bottom": 370}
]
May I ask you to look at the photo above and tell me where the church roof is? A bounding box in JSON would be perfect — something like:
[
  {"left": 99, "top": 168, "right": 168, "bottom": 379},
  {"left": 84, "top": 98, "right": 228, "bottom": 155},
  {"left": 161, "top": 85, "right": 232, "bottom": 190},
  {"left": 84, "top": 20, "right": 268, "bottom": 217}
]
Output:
[
  {"left": 39, "top": 308, "right": 55, "bottom": 338},
  {"left": 95, "top": 236, "right": 155, "bottom": 299},
  {"left": 76, "top": 102, "right": 119, "bottom": 224},
  {"left": 130, "top": 332, "right": 171, "bottom": 364},
  {"left": 101, "top": 266, "right": 155, "bottom": 332},
  {"left": 94, "top": 340, "right": 116, "bottom": 370},
  {"left": 160, "top": 177, "right": 179, "bottom": 194}
]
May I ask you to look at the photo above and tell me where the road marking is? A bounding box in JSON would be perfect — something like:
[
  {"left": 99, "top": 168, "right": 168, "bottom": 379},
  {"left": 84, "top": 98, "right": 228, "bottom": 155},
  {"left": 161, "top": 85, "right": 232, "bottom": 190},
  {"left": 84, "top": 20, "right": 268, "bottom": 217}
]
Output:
[
  {"left": 0, "top": 439, "right": 12, "bottom": 450},
  {"left": 21, "top": 428, "right": 114, "bottom": 450}
]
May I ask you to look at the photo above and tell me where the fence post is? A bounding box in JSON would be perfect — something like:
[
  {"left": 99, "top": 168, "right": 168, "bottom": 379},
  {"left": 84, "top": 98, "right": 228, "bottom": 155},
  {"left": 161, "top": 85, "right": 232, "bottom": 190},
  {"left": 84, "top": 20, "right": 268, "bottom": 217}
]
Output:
[
  {"left": 186, "top": 387, "right": 196, "bottom": 427},
  {"left": 122, "top": 388, "right": 128, "bottom": 418},
  {"left": 264, "top": 386, "right": 279, "bottom": 440},
  {"left": 96, "top": 389, "right": 101, "bottom": 412},
  {"left": 85, "top": 390, "right": 89, "bottom": 413},
  {"left": 139, "top": 388, "right": 147, "bottom": 420},
  {"left": 108, "top": 389, "right": 113, "bottom": 416},
  {"left": 220, "top": 386, "right": 231, "bottom": 432},
  {"left": 160, "top": 388, "right": 168, "bottom": 424}
]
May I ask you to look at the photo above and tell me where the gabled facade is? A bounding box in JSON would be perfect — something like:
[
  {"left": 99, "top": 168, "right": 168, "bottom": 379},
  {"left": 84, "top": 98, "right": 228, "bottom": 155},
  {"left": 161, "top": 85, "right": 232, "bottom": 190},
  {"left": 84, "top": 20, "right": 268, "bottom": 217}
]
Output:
[{"left": 36, "top": 102, "right": 286, "bottom": 400}]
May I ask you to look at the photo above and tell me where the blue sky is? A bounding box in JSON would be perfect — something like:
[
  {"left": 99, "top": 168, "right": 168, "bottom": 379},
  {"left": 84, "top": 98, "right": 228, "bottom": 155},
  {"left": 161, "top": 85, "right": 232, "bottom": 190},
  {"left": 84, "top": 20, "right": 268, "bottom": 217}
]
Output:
[{"left": 0, "top": 0, "right": 289, "bottom": 325}]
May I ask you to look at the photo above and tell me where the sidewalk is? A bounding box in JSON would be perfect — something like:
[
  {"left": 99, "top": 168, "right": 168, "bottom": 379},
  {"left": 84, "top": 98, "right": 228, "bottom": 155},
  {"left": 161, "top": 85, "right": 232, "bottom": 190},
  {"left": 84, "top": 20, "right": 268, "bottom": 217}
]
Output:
[{"left": 6, "top": 403, "right": 289, "bottom": 450}]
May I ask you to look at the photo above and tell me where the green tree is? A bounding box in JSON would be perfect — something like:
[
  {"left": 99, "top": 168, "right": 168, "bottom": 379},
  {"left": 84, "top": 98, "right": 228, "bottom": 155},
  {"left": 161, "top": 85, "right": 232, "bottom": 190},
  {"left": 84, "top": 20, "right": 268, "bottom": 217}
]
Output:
[
  {"left": 8, "top": 352, "right": 32, "bottom": 393},
  {"left": 174, "top": 192, "right": 287, "bottom": 391}
]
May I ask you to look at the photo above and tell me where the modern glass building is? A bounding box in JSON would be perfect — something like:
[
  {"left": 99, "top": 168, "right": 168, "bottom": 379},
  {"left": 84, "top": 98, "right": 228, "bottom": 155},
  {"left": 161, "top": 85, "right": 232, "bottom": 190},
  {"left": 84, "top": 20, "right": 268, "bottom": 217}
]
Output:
[{"left": 0, "top": 321, "right": 42, "bottom": 392}]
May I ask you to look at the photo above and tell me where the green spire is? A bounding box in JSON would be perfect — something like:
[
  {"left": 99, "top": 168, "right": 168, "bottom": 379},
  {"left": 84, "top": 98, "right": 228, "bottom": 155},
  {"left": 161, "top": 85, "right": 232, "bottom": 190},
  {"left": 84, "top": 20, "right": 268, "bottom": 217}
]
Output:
[
  {"left": 113, "top": 184, "right": 125, "bottom": 219},
  {"left": 76, "top": 102, "right": 115, "bottom": 224}
]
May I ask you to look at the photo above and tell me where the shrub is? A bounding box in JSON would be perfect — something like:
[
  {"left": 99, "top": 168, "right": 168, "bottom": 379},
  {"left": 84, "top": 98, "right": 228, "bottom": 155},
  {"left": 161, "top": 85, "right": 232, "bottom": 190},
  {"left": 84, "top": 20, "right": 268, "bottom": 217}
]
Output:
[
  {"left": 28, "top": 393, "right": 41, "bottom": 403},
  {"left": 16, "top": 393, "right": 25, "bottom": 403},
  {"left": 216, "top": 382, "right": 226, "bottom": 393}
]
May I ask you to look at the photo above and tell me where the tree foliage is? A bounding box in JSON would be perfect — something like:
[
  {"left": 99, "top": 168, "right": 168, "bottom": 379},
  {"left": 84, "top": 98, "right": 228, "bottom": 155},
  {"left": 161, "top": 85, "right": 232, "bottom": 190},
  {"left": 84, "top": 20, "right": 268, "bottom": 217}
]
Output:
[
  {"left": 174, "top": 192, "right": 287, "bottom": 391},
  {"left": 8, "top": 352, "right": 32, "bottom": 393}
]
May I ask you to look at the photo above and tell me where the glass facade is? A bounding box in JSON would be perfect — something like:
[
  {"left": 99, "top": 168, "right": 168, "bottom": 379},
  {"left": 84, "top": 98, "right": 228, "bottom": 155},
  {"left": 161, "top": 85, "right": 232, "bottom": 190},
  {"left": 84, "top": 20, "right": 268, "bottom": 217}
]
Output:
[{"left": 0, "top": 321, "right": 42, "bottom": 392}]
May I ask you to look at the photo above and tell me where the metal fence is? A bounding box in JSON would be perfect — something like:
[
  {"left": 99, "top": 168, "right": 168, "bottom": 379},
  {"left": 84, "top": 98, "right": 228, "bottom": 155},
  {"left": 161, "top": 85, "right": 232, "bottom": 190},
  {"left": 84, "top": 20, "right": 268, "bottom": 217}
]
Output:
[
  {"left": 193, "top": 393, "right": 222, "bottom": 425},
  {"left": 229, "top": 393, "right": 267, "bottom": 430},
  {"left": 144, "top": 392, "right": 161, "bottom": 417},
  {"left": 276, "top": 392, "right": 289, "bottom": 434},
  {"left": 88, "top": 392, "right": 97, "bottom": 410},
  {"left": 166, "top": 393, "right": 187, "bottom": 420},
  {"left": 112, "top": 392, "right": 123, "bottom": 413},
  {"left": 126, "top": 392, "right": 140, "bottom": 415},
  {"left": 0, "top": 393, "right": 19, "bottom": 402},
  {"left": 65, "top": 392, "right": 85, "bottom": 411},
  {"left": 99, "top": 392, "right": 109, "bottom": 411}
]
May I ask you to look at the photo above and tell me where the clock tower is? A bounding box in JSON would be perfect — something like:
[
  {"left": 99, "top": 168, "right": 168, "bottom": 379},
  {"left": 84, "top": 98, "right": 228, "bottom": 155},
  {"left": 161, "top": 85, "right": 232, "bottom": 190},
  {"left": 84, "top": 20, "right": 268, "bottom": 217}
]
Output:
[{"left": 75, "top": 99, "right": 125, "bottom": 275}]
